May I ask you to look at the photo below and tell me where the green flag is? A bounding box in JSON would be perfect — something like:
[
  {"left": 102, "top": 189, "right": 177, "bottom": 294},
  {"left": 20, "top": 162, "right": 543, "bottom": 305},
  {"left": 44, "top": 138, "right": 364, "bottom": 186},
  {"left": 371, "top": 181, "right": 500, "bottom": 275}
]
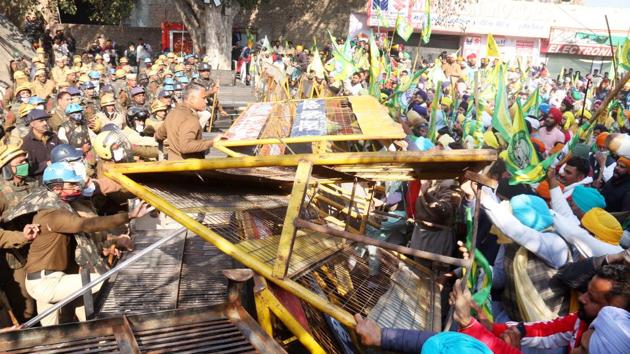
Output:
[
  {"left": 375, "top": 7, "right": 390, "bottom": 28},
  {"left": 465, "top": 208, "right": 493, "bottom": 322},
  {"left": 503, "top": 101, "right": 539, "bottom": 173},
  {"left": 521, "top": 87, "right": 540, "bottom": 115},
  {"left": 328, "top": 31, "right": 357, "bottom": 81},
  {"left": 368, "top": 31, "right": 382, "bottom": 98},
  {"left": 421, "top": 0, "right": 431, "bottom": 44},
  {"left": 385, "top": 68, "right": 427, "bottom": 111},
  {"left": 396, "top": 16, "right": 414, "bottom": 42},
  {"left": 491, "top": 63, "right": 513, "bottom": 142},
  {"left": 621, "top": 37, "right": 630, "bottom": 71},
  {"left": 428, "top": 81, "right": 441, "bottom": 143}
]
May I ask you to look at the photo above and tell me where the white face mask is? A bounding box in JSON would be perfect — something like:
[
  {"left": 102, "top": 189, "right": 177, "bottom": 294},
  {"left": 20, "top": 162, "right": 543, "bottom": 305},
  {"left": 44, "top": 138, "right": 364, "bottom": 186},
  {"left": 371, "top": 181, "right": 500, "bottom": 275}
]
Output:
[
  {"left": 82, "top": 181, "right": 96, "bottom": 197},
  {"left": 69, "top": 160, "right": 87, "bottom": 182},
  {"left": 112, "top": 147, "right": 125, "bottom": 162},
  {"left": 134, "top": 122, "right": 144, "bottom": 133}
]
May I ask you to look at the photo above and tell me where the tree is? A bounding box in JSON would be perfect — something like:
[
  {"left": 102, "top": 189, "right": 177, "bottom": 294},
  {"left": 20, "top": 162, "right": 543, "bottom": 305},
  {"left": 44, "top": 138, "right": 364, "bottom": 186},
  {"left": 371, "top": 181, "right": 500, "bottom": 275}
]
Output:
[
  {"left": 173, "top": 0, "right": 261, "bottom": 70},
  {"left": 2, "top": 0, "right": 136, "bottom": 28}
]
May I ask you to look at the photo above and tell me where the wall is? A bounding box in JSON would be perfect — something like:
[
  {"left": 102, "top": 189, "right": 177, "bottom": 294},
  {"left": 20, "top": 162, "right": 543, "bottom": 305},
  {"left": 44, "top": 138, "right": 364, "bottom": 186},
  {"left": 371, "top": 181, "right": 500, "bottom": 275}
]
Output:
[
  {"left": 122, "top": 0, "right": 367, "bottom": 49},
  {"left": 235, "top": 0, "right": 367, "bottom": 46}
]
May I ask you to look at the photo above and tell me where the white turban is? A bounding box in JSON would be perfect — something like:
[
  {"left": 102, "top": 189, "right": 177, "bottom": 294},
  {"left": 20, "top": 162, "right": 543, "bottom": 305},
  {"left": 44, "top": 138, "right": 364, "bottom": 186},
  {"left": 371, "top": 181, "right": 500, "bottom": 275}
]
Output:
[{"left": 589, "top": 306, "right": 630, "bottom": 354}]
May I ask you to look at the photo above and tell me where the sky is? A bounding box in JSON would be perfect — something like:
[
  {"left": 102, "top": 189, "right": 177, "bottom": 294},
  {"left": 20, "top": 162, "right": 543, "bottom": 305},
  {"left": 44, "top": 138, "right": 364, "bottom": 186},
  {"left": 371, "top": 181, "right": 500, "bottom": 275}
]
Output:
[{"left": 583, "top": 0, "right": 628, "bottom": 8}]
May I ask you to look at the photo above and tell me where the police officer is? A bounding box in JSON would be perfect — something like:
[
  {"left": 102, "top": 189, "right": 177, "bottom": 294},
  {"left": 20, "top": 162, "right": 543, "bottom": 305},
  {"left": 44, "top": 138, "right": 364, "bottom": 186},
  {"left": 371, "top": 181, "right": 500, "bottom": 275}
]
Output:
[
  {"left": 147, "top": 100, "right": 168, "bottom": 131},
  {"left": 58, "top": 103, "right": 92, "bottom": 151},
  {"left": 94, "top": 94, "right": 124, "bottom": 129},
  {"left": 10, "top": 162, "right": 153, "bottom": 326},
  {"left": 122, "top": 107, "right": 159, "bottom": 160},
  {"left": 21, "top": 109, "right": 61, "bottom": 180},
  {"left": 195, "top": 62, "right": 214, "bottom": 88},
  {"left": 0, "top": 144, "right": 39, "bottom": 322},
  {"left": 128, "top": 86, "right": 148, "bottom": 110},
  {"left": 80, "top": 81, "right": 99, "bottom": 123},
  {"left": 49, "top": 91, "right": 72, "bottom": 133}
]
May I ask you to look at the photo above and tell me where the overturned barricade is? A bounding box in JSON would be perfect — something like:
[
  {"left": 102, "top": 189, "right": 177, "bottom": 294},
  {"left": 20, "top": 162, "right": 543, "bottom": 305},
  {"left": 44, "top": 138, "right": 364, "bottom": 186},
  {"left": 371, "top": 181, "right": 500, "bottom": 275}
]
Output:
[{"left": 0, "top": 96, "right": 496, "bottom": 352}]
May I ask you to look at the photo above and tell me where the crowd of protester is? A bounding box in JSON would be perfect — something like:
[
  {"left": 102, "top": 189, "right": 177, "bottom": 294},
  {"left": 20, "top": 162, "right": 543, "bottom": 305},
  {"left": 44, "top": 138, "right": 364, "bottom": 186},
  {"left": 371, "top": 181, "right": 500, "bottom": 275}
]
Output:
[{"left": 0, "top": 17, "right": 628, "bottom": 354}]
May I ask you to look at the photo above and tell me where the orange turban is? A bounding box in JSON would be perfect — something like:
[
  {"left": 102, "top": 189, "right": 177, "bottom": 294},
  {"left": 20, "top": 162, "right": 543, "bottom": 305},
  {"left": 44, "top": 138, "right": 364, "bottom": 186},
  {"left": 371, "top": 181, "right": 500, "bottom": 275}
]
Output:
[
  {"left": 595, "top": 132, "right": 609, "bottom": 148},
  {"left": 536, "top": 181, "right": 565, "bottom": 201},
  {"left": 531, "top": 138, "right": 545, "bottom": 154},
  {"left": 550, "top": 143, "right": 565, "bottom": 155}
]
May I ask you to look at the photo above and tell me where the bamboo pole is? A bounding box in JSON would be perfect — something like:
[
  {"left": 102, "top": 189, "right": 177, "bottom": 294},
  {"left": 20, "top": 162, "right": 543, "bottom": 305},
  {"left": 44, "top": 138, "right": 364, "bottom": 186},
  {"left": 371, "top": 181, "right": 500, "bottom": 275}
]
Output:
[
  {"left": 604, "top": 15, "right": 619, "bottom": 85},
  {"left": 590, "top": 71, "right": 630, "bottom": 124}
]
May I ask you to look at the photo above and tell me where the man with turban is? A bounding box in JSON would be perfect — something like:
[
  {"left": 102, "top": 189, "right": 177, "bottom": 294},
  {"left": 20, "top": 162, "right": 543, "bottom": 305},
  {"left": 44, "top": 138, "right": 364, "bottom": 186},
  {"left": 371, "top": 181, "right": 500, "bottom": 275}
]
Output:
[
  {"left": 600, "top": 156, "right": 630, "bottom": 212},
  {"left": 538, "top": 107, "right": 566, "bottom": 153},
  {"left": 591, "top": 132, "right": 616, "bottom": 188},
  {"left": 580, "top": 306, "right": 630, "bottom": 354},
  {"left": 544, "top": 169, "right": 623, "bottom": 257}
]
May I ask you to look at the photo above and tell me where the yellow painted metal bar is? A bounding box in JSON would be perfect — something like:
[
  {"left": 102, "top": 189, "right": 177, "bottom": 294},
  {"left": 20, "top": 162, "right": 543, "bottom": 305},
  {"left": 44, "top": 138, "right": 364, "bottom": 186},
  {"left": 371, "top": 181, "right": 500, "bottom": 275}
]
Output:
[
  {"left": 213, "top": 133, "right": 402, "bottom": 148},
  {"left": 106, "top": 171, "right": 357, "bottom": 328},
  {"left": 106, "top": 150, "right": 497, "bottom": 175},
  {"left": 256, "top": 283, "right": 326, "bottom": 354},
  {"left": 254, "top": 291, "right": 273, "bottom": 336},
  {"left": 272, "top": 160, "right": 313, "bottom": 279},
  {"left": 212, "top": 143, "right": 244, "bottom": 157}
]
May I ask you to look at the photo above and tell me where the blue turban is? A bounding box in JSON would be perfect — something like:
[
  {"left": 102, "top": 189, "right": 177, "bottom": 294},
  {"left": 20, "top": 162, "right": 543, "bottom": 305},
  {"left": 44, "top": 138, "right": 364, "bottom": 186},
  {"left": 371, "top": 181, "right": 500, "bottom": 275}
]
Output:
[
  {"left": 589, "top": 306, "right": 630, "bottom": 354},
  {"left": 510, "top": 194, "right": 553, "bottom": 231},
  {"left": 421, "top": 332, "right": 492, "bottom": 354},
  {"left": 416, "top": 89, "right": 428, "bottom": 102},
  {"left": 571, "top": 185, "right": 606, "bottom": 213},
  {"left": 411, "top": 104, "right": 429, "bottom": 118},
  {"left": 539, "top": 102, "right": 550, "bottom": 114},
  {"left": 409, "top": 136, "right": 435, "bottom": 151}
]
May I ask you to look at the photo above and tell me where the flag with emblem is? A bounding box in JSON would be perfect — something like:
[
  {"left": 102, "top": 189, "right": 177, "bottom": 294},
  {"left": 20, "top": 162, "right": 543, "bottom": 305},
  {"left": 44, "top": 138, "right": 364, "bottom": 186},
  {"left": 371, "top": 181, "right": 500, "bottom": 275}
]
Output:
[
  {"left": 396, "top": 15, "right": 413, "bottom": 42},
  {"left": 328, "top": 31, "right": 357, "bottom": 81},
  {"left": 502, "top": 101, "right": 539, "bottom": 180}
]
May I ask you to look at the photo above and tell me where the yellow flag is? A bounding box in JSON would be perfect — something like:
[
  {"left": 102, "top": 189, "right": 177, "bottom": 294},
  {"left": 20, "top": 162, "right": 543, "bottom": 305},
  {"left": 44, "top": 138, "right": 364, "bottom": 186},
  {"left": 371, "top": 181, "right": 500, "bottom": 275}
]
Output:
[{"left": 486, "top": 33, "right": 500, "bottom": 58}]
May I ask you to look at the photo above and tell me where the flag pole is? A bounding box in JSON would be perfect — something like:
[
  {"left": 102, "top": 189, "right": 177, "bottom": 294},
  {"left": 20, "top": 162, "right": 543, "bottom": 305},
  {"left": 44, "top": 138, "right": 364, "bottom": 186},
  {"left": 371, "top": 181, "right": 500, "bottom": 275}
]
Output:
[
  {"left": 412, "top": 31, "right": 421, "bottom": 72},
  {"left": 605, "top": 15, "right": 619, "bottom": 85}
]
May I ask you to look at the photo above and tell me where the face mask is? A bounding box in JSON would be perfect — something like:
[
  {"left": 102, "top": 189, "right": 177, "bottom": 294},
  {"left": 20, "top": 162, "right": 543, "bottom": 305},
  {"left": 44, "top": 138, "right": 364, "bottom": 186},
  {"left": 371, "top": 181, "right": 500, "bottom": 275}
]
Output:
[
  {"left": 113, "top": 147, "right": 125, "bottom": 162},
  {"left": 60, "top": 189, "right": 82, "bottom": 202},
  {"left": 82, "top": 181, "right": 96, "bottom": 197},
  {"left": 134, "top": 122, "right": 144, "bottom": 133},
  {"left": 20, "top": 96, "right": 30, "bottom": 104},
  {"left": 69, "top": 161, "right": 87, "bottom": 181},
  {"left": 15, "top": 163, "right": 29, "bottom": 177}
]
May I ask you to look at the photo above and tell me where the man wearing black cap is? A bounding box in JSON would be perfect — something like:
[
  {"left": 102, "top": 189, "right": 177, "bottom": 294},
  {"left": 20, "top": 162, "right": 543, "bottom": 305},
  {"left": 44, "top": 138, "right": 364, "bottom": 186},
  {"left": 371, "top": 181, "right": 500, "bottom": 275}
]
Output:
[
  {"left": 194, "top": 63, "right": 215, "bottom": 89},
  {"left": 21, "top": 109, "right": 61, "bottom": 180},
  {"left": 129, "top": 86, "right": 148, "bottom": 111}
]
